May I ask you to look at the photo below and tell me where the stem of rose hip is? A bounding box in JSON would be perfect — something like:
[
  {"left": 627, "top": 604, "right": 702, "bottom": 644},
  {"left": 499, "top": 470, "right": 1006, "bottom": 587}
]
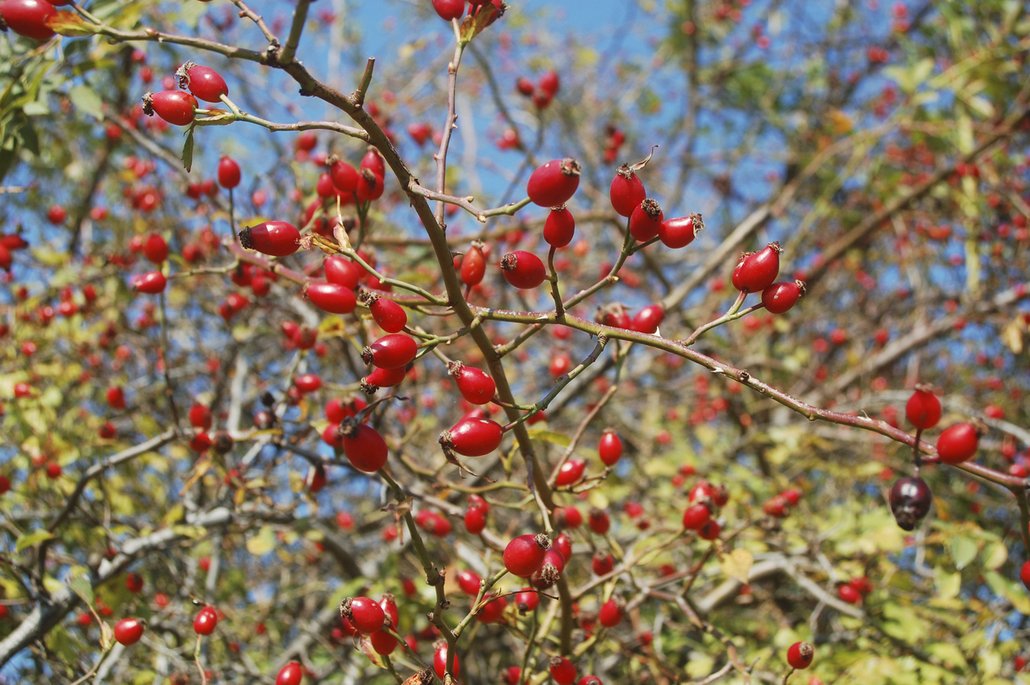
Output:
[
  {"left": 546, "top": 246, "right": 565, "bottom": 320},
  {"left": 682, "top": 290, "right": 752, "bottom": 346}
]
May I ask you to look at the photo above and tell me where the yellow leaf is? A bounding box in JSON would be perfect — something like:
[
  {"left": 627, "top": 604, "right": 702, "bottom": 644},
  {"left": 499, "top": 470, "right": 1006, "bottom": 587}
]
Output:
[
  {"left": 828, "top": 109, "right": 853, "bottom": 135},
  {"left": 721, "top": 548, "right": 753, "bottom": 584},
  {"left": 246, "top": 527, "right": 277, "bottom": 556}
]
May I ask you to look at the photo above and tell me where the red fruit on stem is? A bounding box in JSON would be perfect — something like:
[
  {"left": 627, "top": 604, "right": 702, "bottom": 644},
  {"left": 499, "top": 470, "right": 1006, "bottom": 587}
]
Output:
[
  {"left": 0, "top": 0, "right": 56, "bottom": 41},
  {"left": 628, "top": 198, "right": 663, "bottom": 241},
  {"left": 527, "top": 158, "right": 581, "bottom": 207},
  {"left": 598, "top": 598, "right": 622, "bottom": 628},
  {"left": 340, "top": 424, "right": 388, "bottom": 473},
  {"left": 905, "top": 386, "right": 942, "bottom": 430},
  {"left": 142, "top": 234, "right": 169, "bottom": 264},
  {"left": 936, "top": 422, "right": 979, "bottom": 464},
  {"left": 786, "top": 641, "right": 814, "bottom": 670},
  {"left": 132, "top": 271, "right": 167, "bottom": 294},
  {"left": 276, "top": 661, "right": 304, "bottom": 685},
  {"left": 598, "top": 429, "right": 623, "bottom": 466},
  {"left": 464, "top": 505, "right": 487, "bottom": 534},
  {"left": 113, "top": 618, "right": 145, "bottom": 646},
  {"left": 732, "top": 242, "right": 781, "bottom": 293},
  {"left": 440, "top": 417, "right": 504, "bottom": 456},
  {"left": 143, "top": 91, "right": 197, "bottom": 126},
  {"left": 182, "top": 63, "right": 229, "bottom": 103},
  {"left": 306, "top": 281, "right": 357, "bottom": 314},
  {"left": 432, "top": 0, "right": 465, "bottom": 20},
  {"left": 361, "top": 333, "right": 418, "bottom": 369},
  {"left": 239, "top": 221, "right": 300, "bottom": 257},
  {"left": 500, "top": 250, "right": 546, "bottom": 289},
  {"left": 837, "top": 583, "right": 861, "bottom": 604},
  {"left": 340, "top": 596, "right": 384, "bottom": 634},
  {"left": 448, "top": 362, "right": 496, "bottom": 405},
  {"left": 549, "top": 656, "right": 578, "bottom": 685},
  {"left": 658, "top": 213, "right": 703, "bottom": 248},
  {"left": 457, "top": 569, "right": 482, "bottom": 595},
  {"left": 434, "top": 643, "right": 460, "bottom": 679},
  {"left": 610, "top": 166, "right": 647, "bottom": 217},
  {"left": 217, "top": 156, "right": 241, "bottom": 189},
  {"left": 538, "top": 70, "right": 560, "bottom": 96},
  {"left": 361, "top": 366, "right": 407, "bottom": 393},
  {"left": 193, "top": 606, "right": 218, "bottom": 635},
  {"left": 368, "top": 295, "right": 407, "bottom": 333},
  {"left": 324, "top": 255, "right": 362, "bottom": 288},
  {"left": 188, "top": 403, "right": 212, "bottom": 430},
  {"left": 329, "top": 159, "right": 359, "bottom": 192},
  {"left": 1020, "top": 560, "right": 1030, "bottom": 590},
  {"left": 682, "top": 503, "right": 711, "bottom": 531},
  {"left": 555, "top": 459, "right": 586, "bottom": 486},
  {"left": 761, "top": 280, "right": 805, "bottom": 314},
  {"left": 632, "top": 304, "right": 664, "bottom": 334},
  {"left": 544, "top": 207, "right": 576, "bottom": 248},
  {"left": 503, "top": 533, "right": 550, "bottom": 578},
  {"left": 460, "top": 244, "right": 487, "bottom": 286}
]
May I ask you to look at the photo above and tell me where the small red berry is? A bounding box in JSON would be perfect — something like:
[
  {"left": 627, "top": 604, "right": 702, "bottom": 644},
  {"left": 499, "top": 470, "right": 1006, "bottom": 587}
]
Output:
[
  {"left": 610, "top": 166, "right": 646, "bottom": 217},
  {"left": 549, "top": 656, "right": 578, "bottom": 685},
  {"left": 440, "top": 417, "right": 504, "bottom": 457},
  {"left": 193, "top": 606, "right": 218, "bottom": 635},
  {"left": 217, "top": 156, "right": 241, "bottom": 189},
  {"left": 142, "top": 234, "right": 169, "bottom": 264},
  {"left": 905, "top": 386, "right": 942, "bottom": 430},
  {"left": 527, "top": 158, "right": 581, "bottom": 208},
  {"left": 1020, "top": 560, "right": 1030, "bottom": 590},
  {"left": 786, "top": 641, "right": 814, "bottom": 670},
  {"left": 324, "top": 255, "right": 362, "bottom": 288},
  {"left": 182, "top": 63, "right": 229, "bottom": 103},
  {"left": 464, "top": 505, "right": 487, "bottom": 535},
  {"left": 432, "top": 0, "right": 465, "bottom": 21},
  {"left": 658, "top": 213, "right": 703, "bottom": 248},
  {"left": 628, "top": 198, "right": 663, "bottom": 241},
  {"left": 368, "top": 295, "right": 407, "bottom": 333},
  {"left": 448, "top": 362, "right": 496, "bottom": 405},
  {"left": 306, "top": 281, "right": 357, "bottom": 314},
  {"left": 936, "top": 422, "right": 979, "bottom": 464},
  {"left": 500, "top": 250, "right": 547, "bottom": 289},
  {"left": 113, "top": 618, "right": 145, "bottom": 646},
  {"left": 598, "top": 429, "right": 623, "bottom": 466},
  {"left": 732, "top": 243, "right": 781, "bottom": 293},
  {"left": 555, "top": 459, "right": 586, "bottom": 487},
  {"left": 460, "top": 243, "right": 487, "bottom": 287},
  {"left": 276, "top": 661, "right": 304, "bottom": 685},
  {"left": 362, "top": 333, "right": 418, "bottom": 369},
  {"left": 143, "top": 91, "right": 197, "bottom": 126},
  {"left": 132, "top": 271, "right": 167, "bottom": 294},
  {"left": 682, "top": 503, "right": 711, "bottom": 531},
  {"left": 598, "top": 598, "right": 623, "bottom": 628},
  {"left": 503, "top": 533, "right": 550, "bottom": 578},
  {"left": 239, "top": 221, "right": 300, "bottom": 257},
  {"left": 329, "top": 159, "right": 359, "bottom": 192},
  {"left": 434, "top": 642, "right": 460, "bottom": 680},
  {"left": 761, "top": 280, "right": 806, "bottom": 314},
  {"left": 544, "top": 207, "right": 576, "bottom": 248},
  {"left": 631, "top": 304, "right": 664, "bottom": 334},
  {"left": 837, "top": 583, "right": 862, "bottom": 604},
  {"left": 339, "top": 424, "right": 388, "bottom": 473},
  {"left": 339, "top": 596, "right": 385, "bottom": 634},
  {"left": 0, "top": 0, "right": 57, "bottom": 41},
  {"left": 457, "top": 569, "right": 482, "bottom": 595}
]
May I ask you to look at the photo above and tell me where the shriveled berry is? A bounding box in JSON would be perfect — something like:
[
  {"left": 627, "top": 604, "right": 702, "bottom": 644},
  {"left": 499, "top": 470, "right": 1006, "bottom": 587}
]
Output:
[
  {"left": 527, "top": 158, "right": 581, "bottom": 208},
  {"left": 761, "top": 280, "right": 805, "bottom": 314},
  {"left": 503, "top": 533, "right": 550, "bottom": 577},
  {"left": 628, "top": 198, "right": 663, "bottom": 241},
  {"left": 440, "top": 417, "right": 504, "bottom": 456},
  {"left": 888, "top": 476, "right": 931, "bottom": 530},
  {"left": 610, "top": 166, "right": 646, "bottom": 217},
  {"left": 500, "top": 250, "right": 546, "bottom": 289},
  {"left": 239, "top": 221, "right": 300, "bottom": 257},
  {"left": 936, "top": 422, "right": 979, "bottom": 464},
  {"left": 530, "top": 549, "right": 565, "bottom": 589},
  {"left": 905, "top": 386, "right": 942, "bottom": 430},
  {"left": 306, "top": 282, "right": 357, "bottom": 314},
  {"left": 362, "top": 333, "right": 417, "bottom": 369},
  {"left": 786, "top": 641, "right": 814, "bottom": 670}
]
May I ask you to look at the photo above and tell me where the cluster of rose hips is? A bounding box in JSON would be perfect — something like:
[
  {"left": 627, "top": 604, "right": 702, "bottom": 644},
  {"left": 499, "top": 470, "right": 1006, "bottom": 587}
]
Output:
[
  {"left": 515, "top": 69, "right": 561, "bottom": 110},
  {"left": 141, "top": 62, "right": 230, "bottom": 127}
]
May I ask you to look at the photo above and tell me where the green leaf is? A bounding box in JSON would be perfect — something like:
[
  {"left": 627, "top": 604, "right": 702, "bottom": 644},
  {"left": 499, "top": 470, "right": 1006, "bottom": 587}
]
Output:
[
  {"left": 181, "top": 127, "right": 195, "bottom": 173},
  {"left": 68, "top": 570, "right": 94, "bottom": 606},
  {"left": 15, "top": 529, "right": 54, "bottom": 552},
  {"left": 68, "top": 85, "right": 103, "bottom": 120},
  {"left": 527, "top": 427, "right": 571, "bottom": 448},
  {"left": 949, "top": 536, "right": 977, "bottom": 570}
]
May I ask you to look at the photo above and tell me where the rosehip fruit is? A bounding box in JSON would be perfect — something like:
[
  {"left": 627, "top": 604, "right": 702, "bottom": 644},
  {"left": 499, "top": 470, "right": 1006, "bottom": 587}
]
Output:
[{"left": 527, "top": 158, "right": 581, "bottom": 208}]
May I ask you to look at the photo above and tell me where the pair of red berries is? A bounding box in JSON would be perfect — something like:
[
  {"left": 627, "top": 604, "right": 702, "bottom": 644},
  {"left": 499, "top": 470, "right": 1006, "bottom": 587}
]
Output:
[
  {"left": 143, "top": 63, "right": 228, "bottom": 126},
  {"left": 905, "top": 386, "right": 981, "bottom": 464}
]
